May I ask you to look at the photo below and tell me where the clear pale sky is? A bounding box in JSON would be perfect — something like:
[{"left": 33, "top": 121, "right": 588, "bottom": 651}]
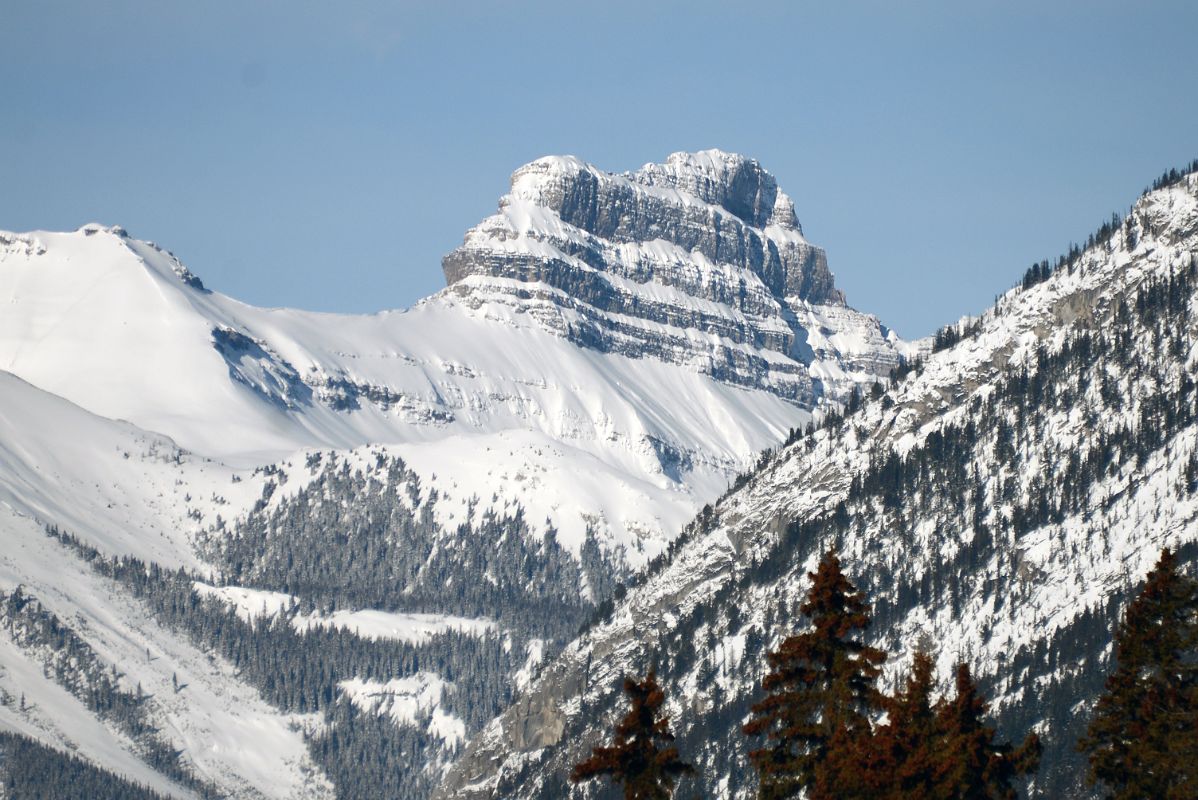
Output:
[{"left": 4, "top": 1, "right": 1196, "bottom": 338}]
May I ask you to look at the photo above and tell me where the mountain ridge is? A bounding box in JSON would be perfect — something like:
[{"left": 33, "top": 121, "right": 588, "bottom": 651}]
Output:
[
  {"left": 435, "top": 166, "right": 1198, "bottom": 799},
  {"left": 443, "top": 149, "right": 903, "bottom": 406},
  {"left": 0, "top": 150, "right": 904, "bottom": 560}
]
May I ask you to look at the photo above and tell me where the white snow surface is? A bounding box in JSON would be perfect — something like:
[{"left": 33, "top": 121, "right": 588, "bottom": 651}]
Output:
[
  {"left": 300, "top": 610, "right": 494, "bottom": 643},
  {"left": 0, "top": 508, "right": 332, "bottom": 800},
  {"left": 0, "top": 370, "right": 332, "bottom": 796},
  {"left": 512, "top": 638, "right": 546, "bottom": 693},
  {"left": 340, "top": 673, "right": 466, "bottom": 748},
  {"left": 194, "top": 583, "right": 494, "bottom": 644},
  {"left": 0, "top": 223, "right": 812, "bottom": 559}
]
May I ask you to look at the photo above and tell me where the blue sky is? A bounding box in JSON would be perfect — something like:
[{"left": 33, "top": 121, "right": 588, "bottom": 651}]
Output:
[{"left": 4, "top": 1, "right": 1196, "bottom": 337}]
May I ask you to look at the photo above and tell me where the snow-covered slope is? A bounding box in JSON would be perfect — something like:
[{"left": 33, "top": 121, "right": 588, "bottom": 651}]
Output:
[
  {"left": 0, "top": 372, "right": 330, "bottom": 798},
  {"left": 0, "top": 151, "right": 907, "bottom": 795},
  {"left": 0, "top": 151, "right": 905, "bottom": 561},
  {"left": 435, "top": 171, "right": 1198, "bottom": 799}
]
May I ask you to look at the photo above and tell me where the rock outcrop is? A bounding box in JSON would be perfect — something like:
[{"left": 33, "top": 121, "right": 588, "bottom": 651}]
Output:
[{"left": 443, "top": 150, "right": 908, "bottom": 406}]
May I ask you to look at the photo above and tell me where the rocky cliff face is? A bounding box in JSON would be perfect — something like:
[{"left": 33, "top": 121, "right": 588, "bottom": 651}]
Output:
[{"left": 443, "top": 150, "right": 906, "bottom": 405}]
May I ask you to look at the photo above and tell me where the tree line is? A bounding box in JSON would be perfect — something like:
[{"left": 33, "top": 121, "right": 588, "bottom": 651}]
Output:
[
  {"left": 572, "top": 548, "right": 1197, "bottom": 799},
  {"left": 0, "top": 731, "right": 172, "bottom": 800},
  {"left": 0, "top": 586, "right": 219, "bottom": 797},
  {"left": 42, "top": 525, "right": 518, "bottom": 799}
]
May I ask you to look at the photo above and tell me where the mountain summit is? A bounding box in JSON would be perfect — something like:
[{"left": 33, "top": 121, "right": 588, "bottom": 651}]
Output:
[{"left": 444, "top": 150, "right": 905, "bottom": 404}]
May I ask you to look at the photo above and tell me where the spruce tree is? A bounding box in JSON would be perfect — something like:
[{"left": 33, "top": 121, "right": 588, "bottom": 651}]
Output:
[
  {"left": 1079, "top": 547, "right": 1198, "bottom": 800},
  {"left": 742, "top": 549, "right": 886, "bottom": 799},
  {"left": 934, "top": 663, "right": 1040, "bottom": 800},
  {"left": 570, "top": 670, "right": 693, "bottom": 800},
  {"left": 872, "top": 650, "right": 941, "bottom": 799}
]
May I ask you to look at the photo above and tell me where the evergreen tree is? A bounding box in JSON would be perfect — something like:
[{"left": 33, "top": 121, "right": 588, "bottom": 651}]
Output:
[
  {"left": 742, "top": 550, "right": 886, "bottom": 799},
  {"left": 1079, "top": 547, "right": 1198, "bottom": 799},
  {"left": 570, "top": 671, "right": 693, "bottom": 799},
  {"left": 872, "top": 650, "right": 941, "bottom": 799},
  {"left": 934, "top": 663, "right": 1040, "bottom": 800}
]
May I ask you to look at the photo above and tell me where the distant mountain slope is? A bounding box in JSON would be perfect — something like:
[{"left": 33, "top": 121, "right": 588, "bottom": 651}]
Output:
[
  {"left": 0, "top": 153, "right": 905, "bottom": 559},
  {"left": 0, "top": 372, "right": 328, "bottom": 799},
  {"left": 0, "top": 730, "right": 175, "bottom": 800},
  {"left": 0, "top": 152, "right": 906, "bottom": 797},
  {"left": 436, "top": 168, "right": 1198, "bottom": 799}
]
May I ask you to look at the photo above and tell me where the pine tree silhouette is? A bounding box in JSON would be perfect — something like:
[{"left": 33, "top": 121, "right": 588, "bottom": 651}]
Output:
[
  {"left": 570, "top": 670, "right": 693, "bottom": 799},
  {"left": 934, "top": 663, "right": 1040, "bottom": 800},
  {"left": 1079, "top": 547, "right": 1198, "bottom": 799},
  {"left": 742, "top": 549, "right": 886, "bottom": 799}
]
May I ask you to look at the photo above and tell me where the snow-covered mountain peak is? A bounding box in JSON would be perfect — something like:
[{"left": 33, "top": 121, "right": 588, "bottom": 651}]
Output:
[
  {"left": 443, "top": 151, "right": 902, "bottom": 406},
  {"left": 77, "top": 221, "right": 121, "bottom": 235},
  {"left": 0, "top": 222, "right": 800, "bottom": 560},
  {"left": 632, "top": 149, "right": 798, "bottom": 231},
  {"left": 504, "top": 149, "right": 794, "bottom": 229},
  {"left": 6, "top": 223, "right": 206, "bottom": 292}
]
